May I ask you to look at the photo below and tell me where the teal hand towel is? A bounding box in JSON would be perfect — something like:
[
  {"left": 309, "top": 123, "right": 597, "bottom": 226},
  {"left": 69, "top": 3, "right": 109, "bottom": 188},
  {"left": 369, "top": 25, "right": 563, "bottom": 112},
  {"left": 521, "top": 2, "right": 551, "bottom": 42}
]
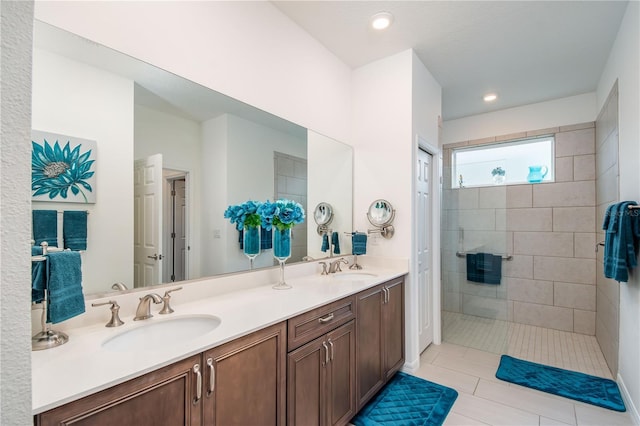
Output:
[
  {"left": 352, "top": 232, "right": 367, "bottom": 255},
  {"left": 63, "top": 210, "right": 87, "bottom": 250},
  {"left": 46, "top": 251, "right": 85, "bottom": 323},
  {"left": 33, "top": 210, "right": 58, "bottom": 247},
  {"left": 321, "top": 234, "right": 329, "bottom": 252},
  {"left": 331, "top": 232, "right": 340, "bottom": 254}
]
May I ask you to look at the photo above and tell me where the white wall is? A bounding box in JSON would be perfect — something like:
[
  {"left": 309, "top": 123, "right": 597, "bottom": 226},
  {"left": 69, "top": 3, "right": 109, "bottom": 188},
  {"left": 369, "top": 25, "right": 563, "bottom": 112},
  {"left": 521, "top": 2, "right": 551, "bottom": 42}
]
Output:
[
  {"left": 134, "top": 104, "right": 203, "bottom": 280},
  {"left": 442, "top": 93, "right": 597, "bottom": 144},
  {"left": 0, "top": 1, "right": 34, "bottom": 423},
  {"left": 596, "top": 1, "right": 640, "bottom": 421},
  {"left": 31, "top": 49, "right": 133, "bottom": 295},
  {"left": 34, "top": 1, "right": 352, "bottom": 144},
  {"left": 352, "top": 49, "right": 442, "bottom": 369}
]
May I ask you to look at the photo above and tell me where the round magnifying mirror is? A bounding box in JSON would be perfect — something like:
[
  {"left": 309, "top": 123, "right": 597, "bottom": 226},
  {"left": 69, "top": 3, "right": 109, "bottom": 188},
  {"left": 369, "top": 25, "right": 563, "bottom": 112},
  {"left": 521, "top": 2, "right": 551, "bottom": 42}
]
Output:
[
  {"left": 313, "top": 202, "right": 333, "bottom": 226},
  {"left": 367, "top": 199, "right": 395, "bottom": 227}
]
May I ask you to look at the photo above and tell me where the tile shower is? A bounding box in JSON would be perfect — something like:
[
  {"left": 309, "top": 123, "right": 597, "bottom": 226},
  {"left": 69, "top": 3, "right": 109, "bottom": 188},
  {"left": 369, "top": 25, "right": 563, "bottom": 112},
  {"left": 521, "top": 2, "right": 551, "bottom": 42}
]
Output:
[{"left": 442, "top": 122, "right": 600, "bottom": 356}]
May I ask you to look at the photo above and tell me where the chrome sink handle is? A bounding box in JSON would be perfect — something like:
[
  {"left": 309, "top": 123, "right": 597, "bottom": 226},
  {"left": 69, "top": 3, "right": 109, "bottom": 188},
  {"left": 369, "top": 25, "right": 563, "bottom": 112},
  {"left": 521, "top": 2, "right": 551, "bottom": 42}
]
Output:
[
  {"left": 91, "top": 300, "right": 125, "bottom": 327},
  {"left": 319, "top": 262, "right": 329, "bottom": 275},
  {"left": 159, "top": 286, "right": 183, "bottom": 315}
]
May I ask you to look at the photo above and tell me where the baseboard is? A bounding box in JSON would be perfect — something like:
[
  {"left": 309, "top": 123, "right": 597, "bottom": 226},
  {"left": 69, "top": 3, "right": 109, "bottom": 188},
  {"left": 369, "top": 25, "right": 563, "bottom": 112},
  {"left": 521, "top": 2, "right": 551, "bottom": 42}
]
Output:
[
  {"left": 402, "top": 358, "right": 420, "bottom": 374},
  {"left": 618, "top": 373, "right": 640, "bottom": 425}
]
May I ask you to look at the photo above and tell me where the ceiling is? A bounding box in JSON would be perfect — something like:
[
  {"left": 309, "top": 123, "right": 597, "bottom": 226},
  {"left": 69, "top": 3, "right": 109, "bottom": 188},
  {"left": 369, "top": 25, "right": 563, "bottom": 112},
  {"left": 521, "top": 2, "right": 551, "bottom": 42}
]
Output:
[{"left": 272, "top": 1, "right": 629, "bottom": 120}]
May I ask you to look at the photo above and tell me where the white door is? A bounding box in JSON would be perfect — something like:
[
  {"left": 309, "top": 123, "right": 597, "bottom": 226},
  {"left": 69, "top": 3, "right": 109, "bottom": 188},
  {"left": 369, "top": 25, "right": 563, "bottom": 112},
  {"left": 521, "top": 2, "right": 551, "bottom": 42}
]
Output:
[
  {"left": 417, "top": 148, "right": 433, "bottom": 352},
  {"left": 134, "top": 154, "right": 163, "bottom": 287}
]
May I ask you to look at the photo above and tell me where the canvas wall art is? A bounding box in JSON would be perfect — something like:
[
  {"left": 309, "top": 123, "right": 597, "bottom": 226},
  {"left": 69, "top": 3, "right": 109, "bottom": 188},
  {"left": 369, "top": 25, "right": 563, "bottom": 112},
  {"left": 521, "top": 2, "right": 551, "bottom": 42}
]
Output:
[{"left": 31, "top": 130, "right": 97, "bottom": 204}]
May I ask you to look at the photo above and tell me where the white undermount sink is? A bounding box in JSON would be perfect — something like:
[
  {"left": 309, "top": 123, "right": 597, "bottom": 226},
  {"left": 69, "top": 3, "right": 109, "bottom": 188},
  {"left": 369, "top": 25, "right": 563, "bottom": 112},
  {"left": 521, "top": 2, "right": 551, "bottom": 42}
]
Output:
[
  {"left": 332, "top": 272, "right": 378, "bottom": 280},
  {"left": 102, "top": 315, "right": 221, "bottom": 352}
]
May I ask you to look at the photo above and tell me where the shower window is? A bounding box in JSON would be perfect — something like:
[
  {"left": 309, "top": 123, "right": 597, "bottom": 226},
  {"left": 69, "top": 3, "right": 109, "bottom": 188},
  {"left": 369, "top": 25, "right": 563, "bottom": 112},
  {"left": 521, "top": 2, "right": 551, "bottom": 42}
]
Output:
[{"left": 451, "top": 136, "right": 555, "bottom": 188}]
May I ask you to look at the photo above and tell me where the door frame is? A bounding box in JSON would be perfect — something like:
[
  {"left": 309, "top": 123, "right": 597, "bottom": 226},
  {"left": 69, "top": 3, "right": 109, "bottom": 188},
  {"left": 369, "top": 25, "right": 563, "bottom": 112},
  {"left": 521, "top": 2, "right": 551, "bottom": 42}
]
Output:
[
  {"left": 412, "top": 135, "right": 442, "bottom": 358},
  {"left": 163, "top": 171, "right": 190, "bottom": 282}
]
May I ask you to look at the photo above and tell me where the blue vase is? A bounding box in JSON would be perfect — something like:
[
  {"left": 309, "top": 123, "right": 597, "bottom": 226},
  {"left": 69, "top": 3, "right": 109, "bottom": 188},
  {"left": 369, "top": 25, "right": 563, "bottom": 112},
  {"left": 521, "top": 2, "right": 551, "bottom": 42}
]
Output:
[
  {"left": 243, "top": 225, "right": 260, "bottom": 268},
  {"left": 273, "top": 227, "right": 292, "bottom": 290},
  {"left": 273, "top": 228, "right": 291, "bottom": 260}
]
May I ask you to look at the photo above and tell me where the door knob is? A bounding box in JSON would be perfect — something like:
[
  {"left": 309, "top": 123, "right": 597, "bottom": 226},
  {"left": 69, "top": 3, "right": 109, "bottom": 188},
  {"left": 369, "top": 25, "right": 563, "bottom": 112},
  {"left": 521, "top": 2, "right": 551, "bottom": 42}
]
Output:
[{"left": 147, "top": 254, "right": 163, "bottom": 260}]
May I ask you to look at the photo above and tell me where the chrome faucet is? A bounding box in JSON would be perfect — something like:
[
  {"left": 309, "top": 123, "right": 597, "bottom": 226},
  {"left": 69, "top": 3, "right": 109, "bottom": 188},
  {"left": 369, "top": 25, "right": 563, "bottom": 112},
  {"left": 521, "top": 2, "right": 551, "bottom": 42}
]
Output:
[
  {"left": 329, "top": 258, "right": 348, "bottom": 273},
  {"left": 134, "top": 293, "right": 163, "bottom": 321}
]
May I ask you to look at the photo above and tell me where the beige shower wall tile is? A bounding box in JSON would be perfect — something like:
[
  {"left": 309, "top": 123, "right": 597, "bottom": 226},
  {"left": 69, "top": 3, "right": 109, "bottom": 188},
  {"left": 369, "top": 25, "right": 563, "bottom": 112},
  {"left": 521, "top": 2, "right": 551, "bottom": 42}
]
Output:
[
  {"left": 559, "top": 122, "right": 594, "bottom": 132},
  {"left": 513, "top": 302, "right": 573, "bottom": 331},
  {"left": 458, "top": 210, "right": 496, "bottom": 231},
  {"left": 527, "top": 127, "right": 559, "bottom": 137},
  {"left": 478, "top": 186, "right": 507, "bottom": 209},
  {"left": 506, "top": 208, "right": 552, "bottom": 231},
  {"left": 554, "top": 156, "right": 574, "bottom": 182},
  {"left": 506, "top": 185, "right": 532, "bottom": 208},
  {"left": 573, "top": 154, "right": 595, "bottom": 181},
  {"left": 596, "top": 130, "right": 618, "bottom": 177},
  {"left": 596, "top": 166, "right": 618, "bottom": 206},
  {"left": 506, "top": 278, "right": 553, "bottom": 305},
  {"left": 574, "top": 309, "right": 596, "bottom": 335},
  {"left": 555, "top": 128, "right": 595, "bottom": 157},
  {"left": 574, "top": 233, "right": 596, "bottom": 259},
  {"left": 533, "top": 181, "right": 595, "bottom": 207},
  {"left": 496, "top": 131, "right": 526, "bottom": 142},
  {"left": 554, "top": 281, "right": 596, "bottom": 310},
  {"left": 462, "top": 294, "right": 509, "bottom": 321},
  {"left": 458, "top": 188, "right": 479, "bottom": 209},
  {"left": 467, "top": 136, "right": 497, "bottom": 146},
  {"left": 534, "top": 256, "right": 595, "bottom": 284},
  {"left": 503, "top": 255, "right": 533, "bottom": 279},
  {"left": 553, "top": 206, "right": 595, "bottom": 232},
  {"left": 514, "top": 232, "right": 573, "bottom": 257}
]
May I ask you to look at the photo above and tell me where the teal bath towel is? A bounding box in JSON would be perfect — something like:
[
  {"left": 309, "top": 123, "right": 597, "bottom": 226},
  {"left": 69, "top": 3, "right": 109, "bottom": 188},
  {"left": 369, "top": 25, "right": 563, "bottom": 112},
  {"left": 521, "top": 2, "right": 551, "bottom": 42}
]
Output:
[
  {"left": 33, "top": 210, "right": 58, "bottom": 247},
  {"left": 63, "top": 210, "right": 87, "bottom": 250},
  {"left": 603, "top": 201, "right": 640, "bottom": 282},
  {"left": 46, "top": 251, "right": 85, "bottom": 323}
]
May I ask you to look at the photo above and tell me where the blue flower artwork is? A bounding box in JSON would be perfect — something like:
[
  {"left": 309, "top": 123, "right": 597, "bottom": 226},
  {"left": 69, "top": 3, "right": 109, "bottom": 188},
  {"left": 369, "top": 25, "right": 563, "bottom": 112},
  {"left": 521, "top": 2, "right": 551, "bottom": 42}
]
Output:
[{"left": 31, "top": 130, "right": 97, "bottom": 204}]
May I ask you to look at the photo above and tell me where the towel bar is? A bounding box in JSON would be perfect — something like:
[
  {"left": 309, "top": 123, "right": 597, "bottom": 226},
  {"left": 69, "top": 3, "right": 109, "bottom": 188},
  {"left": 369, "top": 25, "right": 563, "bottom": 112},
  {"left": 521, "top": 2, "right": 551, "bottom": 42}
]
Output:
[
  {"left": 456, "top": 251, "right": 512, "bottom": 261},
  {"left": 628, "top": 205, "right": 639, "bottom": 210}
]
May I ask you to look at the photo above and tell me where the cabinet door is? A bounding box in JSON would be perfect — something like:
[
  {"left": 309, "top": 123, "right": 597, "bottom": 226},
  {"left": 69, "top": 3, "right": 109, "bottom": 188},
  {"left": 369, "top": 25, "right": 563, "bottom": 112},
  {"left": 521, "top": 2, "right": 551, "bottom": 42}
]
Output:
[
  {"left": 36, "top": 354, "right": 202, "bottom": 426},
  {"left": 203, "top": 322, "right": 286, "bottom": 426},
  {"left": 355, "top": 285, "right": 385, "bottom": 409},
  {"left": 287, "top": 334, "right": 327, "bottom": 426},
  {"left": 383, "top": 279, "right": 405, "bottom": 378},
  {"left": 326, "top": 320, "right": 356, "bottom": 426}
]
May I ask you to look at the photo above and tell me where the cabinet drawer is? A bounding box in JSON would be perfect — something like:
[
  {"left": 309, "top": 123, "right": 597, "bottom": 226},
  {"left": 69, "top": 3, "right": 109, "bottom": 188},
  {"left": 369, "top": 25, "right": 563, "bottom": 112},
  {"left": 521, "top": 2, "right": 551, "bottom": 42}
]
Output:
[{"left": 288, "top": 295, "right": 355, "bottom": 351}]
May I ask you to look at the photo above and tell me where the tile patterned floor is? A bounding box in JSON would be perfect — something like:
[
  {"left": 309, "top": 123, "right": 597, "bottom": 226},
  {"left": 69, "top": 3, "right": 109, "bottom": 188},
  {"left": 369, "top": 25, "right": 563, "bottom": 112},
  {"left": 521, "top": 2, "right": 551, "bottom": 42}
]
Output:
[{"left": 413, "top": 313, "right": 635, "bottom": 425}]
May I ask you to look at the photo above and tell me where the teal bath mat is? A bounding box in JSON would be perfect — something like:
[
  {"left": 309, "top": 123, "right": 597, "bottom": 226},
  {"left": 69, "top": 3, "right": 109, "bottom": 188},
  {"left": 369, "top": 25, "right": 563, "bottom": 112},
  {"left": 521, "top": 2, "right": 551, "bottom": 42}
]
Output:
[
  {"left": 496, "top": 355, "right": 626, "bottom": 412},
  {"left": 352, "top": 372, "right": 458, "bottom": 426}
]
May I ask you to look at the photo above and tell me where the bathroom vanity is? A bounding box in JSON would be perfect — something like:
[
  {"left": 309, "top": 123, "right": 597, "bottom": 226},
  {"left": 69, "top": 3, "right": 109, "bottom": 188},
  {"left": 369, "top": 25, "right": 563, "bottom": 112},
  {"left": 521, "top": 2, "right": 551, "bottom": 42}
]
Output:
[{"left": 33, "top": 264, "right": 406, "bottom": 426}]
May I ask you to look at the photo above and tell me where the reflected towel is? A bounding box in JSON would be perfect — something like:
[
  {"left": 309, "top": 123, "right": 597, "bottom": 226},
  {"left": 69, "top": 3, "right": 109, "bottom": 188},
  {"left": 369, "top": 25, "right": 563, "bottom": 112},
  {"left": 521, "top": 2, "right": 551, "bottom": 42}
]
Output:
[
  {"left": 31, "top": 249, "right": 46, "bottom": 303},
  {"left": 466, "top": 253, "right": 502, "bottom": 285},
  {"left": 46, "top": 251, "right": 85, "bottom": 324},
  {"left": 321, "top": 234, "right": 330, "bottom": 252},
  {"left": 63, "top": 211, "right": 87, "bottom": 250},
  {"left": 331, "top": 232, "right": 340, "bottom": 255},
  {"left": 33, "top": 210, "right": 58, "bottom": 247},
  {"left": 352, "top": 232, "right": 367, "bottom": 255}
]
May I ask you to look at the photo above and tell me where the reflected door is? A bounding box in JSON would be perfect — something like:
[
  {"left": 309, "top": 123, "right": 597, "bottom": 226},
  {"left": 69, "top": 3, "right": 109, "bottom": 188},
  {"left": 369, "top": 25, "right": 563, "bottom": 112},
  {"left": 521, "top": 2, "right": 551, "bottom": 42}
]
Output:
[
  {"left": 134, "top": 154, "right": 163, "bottom": 287},
  {"left": 417, "top": 148, "right": 433, "bottom": 352}
]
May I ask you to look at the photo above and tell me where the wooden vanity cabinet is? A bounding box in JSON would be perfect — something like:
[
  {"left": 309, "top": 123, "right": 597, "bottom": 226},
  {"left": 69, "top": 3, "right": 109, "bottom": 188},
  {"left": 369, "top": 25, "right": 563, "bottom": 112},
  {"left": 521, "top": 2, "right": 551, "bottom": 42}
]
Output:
[
  {"left": 202, "top": 321, "right": 287, "bottom": 426},
  {"left": 35, "top": 354, "right": 203, "bottom": 426},
  {"left": 287, "top": 296, "right": 357, "bottom": 426},
  {"left": 35, "top": 322, "right": 287, "bottom": 426},
  {"left": 355, "top": 277, "right": 405, "bottom": 410}
]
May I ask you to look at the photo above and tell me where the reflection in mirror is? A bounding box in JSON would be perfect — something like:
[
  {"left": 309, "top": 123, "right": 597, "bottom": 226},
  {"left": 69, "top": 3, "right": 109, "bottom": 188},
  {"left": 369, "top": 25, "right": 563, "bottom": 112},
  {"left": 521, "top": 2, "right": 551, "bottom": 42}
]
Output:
[{"left": 31, "top": 21, "right": 352, "bottom": 297}]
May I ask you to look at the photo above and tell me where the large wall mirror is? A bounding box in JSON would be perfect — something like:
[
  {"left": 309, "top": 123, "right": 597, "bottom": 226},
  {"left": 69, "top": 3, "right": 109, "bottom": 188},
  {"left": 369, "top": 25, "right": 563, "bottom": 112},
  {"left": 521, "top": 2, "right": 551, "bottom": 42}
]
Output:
[{"left": 31, "top": 21, "right": 353, "bottom": 297}]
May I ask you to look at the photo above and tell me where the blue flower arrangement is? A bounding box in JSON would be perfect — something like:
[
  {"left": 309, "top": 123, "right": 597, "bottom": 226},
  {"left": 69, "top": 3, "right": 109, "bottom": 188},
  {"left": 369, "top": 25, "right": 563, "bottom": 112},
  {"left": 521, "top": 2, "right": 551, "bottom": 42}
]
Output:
[
  {"left": 224, "top": 200, "right": 262, "bottom": 230},
  {"left": 258, "top": 199, "right": 305, "bottom": 231}
]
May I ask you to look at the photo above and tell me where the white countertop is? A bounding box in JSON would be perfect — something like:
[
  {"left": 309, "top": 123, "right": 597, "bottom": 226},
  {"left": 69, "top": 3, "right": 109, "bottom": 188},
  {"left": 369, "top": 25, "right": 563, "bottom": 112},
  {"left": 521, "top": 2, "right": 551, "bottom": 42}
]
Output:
[{"left": 32, "top": 262, "right": 407, "bottom": 414}]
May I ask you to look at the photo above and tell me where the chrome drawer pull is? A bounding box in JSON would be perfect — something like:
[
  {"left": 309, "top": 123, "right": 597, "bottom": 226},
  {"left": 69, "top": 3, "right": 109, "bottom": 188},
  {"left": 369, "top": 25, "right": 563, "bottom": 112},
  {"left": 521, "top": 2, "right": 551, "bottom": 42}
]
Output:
[
  {"left": 193, "top": 363, "right": 202, "bottom": 404},
  {"left": 319, "top": 313, "right": 334, "bottom": 323},
  {"left": 206, "top": 357, "right": 215, "bottom": 395}
]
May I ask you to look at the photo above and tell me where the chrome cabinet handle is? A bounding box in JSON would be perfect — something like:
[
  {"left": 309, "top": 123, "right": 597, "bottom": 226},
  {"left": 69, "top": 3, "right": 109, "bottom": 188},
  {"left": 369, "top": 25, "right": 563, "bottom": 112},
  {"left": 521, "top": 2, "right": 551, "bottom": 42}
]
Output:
[
  {"left": 193, "top": 364, "right": 202, "bottom": 404},
  {"left": 206, "top": 357, "right": 215, "bottom": 395},
  {"left": 328, "top": 339, "right": 335, "bottom": 361},
  {"left": 322, "top": 342, "right": 329, "bottom": 366},
  {"left": 383, "top": 287, "right": 389, "bottom": 304},
  {"left": 319, "top": 313, "right": 334, "bottom": 323}
]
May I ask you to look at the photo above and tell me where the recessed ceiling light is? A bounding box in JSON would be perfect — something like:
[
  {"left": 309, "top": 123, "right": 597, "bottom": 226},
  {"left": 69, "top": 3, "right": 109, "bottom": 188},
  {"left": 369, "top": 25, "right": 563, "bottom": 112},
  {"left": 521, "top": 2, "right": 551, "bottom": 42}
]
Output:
[
  {"left": 483, "top": 93, "right": 498, "bottom": 102},
  {"left": 371, "top": 12, "right": 393, "bottom": 30}
]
